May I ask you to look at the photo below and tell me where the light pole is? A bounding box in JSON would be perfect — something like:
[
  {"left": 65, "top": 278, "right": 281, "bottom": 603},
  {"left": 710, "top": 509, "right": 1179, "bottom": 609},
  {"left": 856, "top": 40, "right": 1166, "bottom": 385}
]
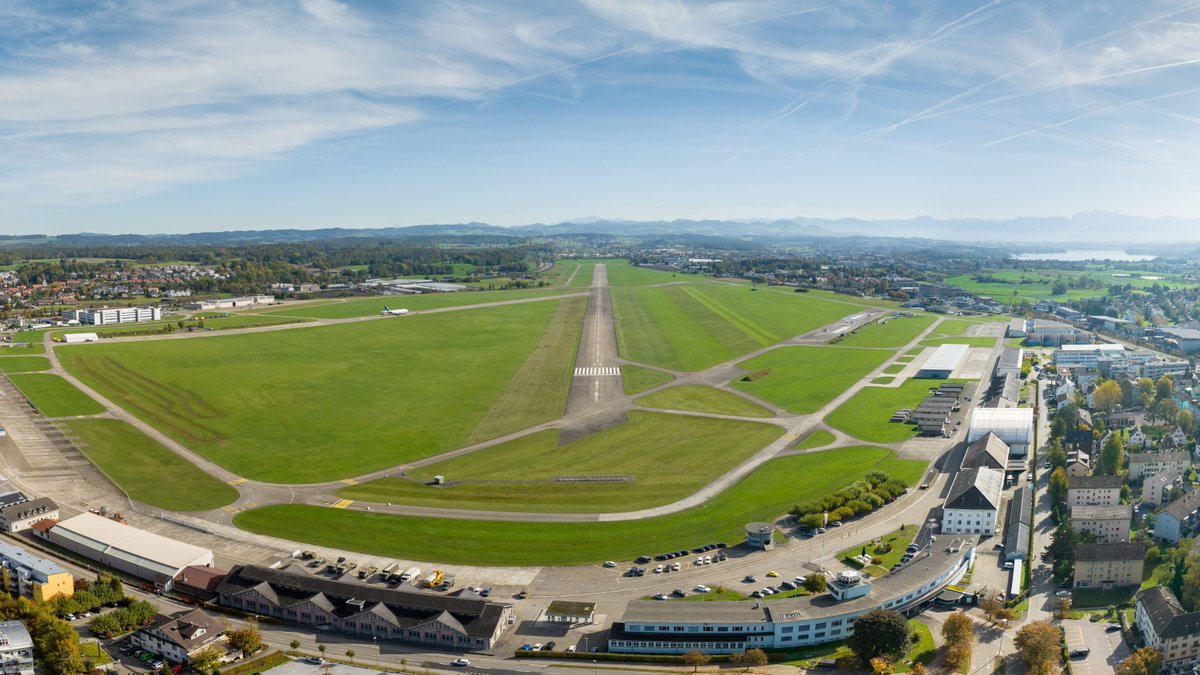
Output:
[{"left": 373, "top": 636, "right": 378, "bottom": 671}]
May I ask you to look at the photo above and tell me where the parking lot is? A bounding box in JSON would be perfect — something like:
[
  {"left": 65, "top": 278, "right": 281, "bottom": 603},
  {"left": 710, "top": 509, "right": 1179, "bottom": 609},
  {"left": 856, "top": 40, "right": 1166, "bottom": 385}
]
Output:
[{"left": 1062, "top": 618, "right": 1129, "bottom": 675}]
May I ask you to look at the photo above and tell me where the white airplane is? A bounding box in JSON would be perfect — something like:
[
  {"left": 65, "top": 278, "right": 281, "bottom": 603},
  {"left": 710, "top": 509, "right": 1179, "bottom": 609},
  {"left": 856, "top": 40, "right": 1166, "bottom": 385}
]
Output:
[{"left": 380, "top": 306, "right": 410, "bottom": 316}]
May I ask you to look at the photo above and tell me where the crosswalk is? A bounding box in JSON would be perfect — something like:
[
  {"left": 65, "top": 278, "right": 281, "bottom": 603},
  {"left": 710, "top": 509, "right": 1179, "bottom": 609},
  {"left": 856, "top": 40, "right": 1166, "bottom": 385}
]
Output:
[{"left": 574, "top": 366, "right": 621, "bottom": 377}]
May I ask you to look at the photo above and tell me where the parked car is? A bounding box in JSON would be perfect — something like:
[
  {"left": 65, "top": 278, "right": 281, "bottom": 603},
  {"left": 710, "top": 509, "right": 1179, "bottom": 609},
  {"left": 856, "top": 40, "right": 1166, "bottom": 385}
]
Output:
[
  {"left": 603, "top": 561, "right": 617, "bottom": 568},
  {"left": 544, "top": 641, "right": 556, "bottom": 651},
  {"left": 451, "top": 659, "right": 470, "bottom": 667},
  {"left": 1106, "top": 624, "right": 1122, "bottom": 633},
  {"left": 566, "top": 645, "right": 577, "bottom": 653}
]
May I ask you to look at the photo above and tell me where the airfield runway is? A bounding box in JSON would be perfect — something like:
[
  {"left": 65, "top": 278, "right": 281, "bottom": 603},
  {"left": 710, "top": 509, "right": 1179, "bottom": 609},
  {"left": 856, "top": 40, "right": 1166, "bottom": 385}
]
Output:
[{"left": 566, "top": 263, "right": 623, "bottom": 415}]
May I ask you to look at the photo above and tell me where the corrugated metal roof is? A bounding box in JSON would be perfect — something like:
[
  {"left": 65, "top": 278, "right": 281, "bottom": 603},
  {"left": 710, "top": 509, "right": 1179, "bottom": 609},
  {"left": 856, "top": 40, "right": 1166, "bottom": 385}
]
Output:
[{"left": 51, "top": 513, "right": 212, "bottom": 576}]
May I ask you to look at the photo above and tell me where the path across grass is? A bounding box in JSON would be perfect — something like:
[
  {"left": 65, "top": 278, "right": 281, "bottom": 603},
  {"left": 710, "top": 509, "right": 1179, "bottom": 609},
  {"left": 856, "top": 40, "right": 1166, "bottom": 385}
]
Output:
[
  {"left": 239, "top": 445, "right": 926, "bottom": 566},
  {"left": 338, "top": 411, "right": 783, "bottom": 512},
  {"left": 264, "top": 288, "right": 573, "bottom": 320},
  {"left": 65, "top": 419, "right": 238, "bottom": 511}
]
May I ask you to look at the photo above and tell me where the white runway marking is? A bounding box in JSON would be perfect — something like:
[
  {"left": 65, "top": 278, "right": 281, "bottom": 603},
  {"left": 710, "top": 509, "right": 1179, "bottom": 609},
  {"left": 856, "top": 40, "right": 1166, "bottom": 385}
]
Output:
[{"left": 574, "top": 366, "right": 621, "bottom": 376}]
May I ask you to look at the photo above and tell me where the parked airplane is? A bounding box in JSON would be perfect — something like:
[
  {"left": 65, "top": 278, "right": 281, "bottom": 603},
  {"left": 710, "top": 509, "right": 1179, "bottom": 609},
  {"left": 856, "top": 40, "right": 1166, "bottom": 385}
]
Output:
[{"left": 381, "top": 306, "right": 410, "bottom": 316}]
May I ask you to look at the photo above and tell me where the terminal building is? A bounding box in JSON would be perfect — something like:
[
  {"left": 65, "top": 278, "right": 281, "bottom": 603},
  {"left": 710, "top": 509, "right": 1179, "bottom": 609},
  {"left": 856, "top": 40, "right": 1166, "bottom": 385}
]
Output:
[
  {"left": 1052, "top": 343, "right": 1127, "bottom": 368},
  {"left": 608, "top": 533, "right": 974, "bottom": 655},
  {"left": 65, "top": 307, "right": 162, "bottom": 325},
  {"left": 41, "top": 513, "right": 214, "bottom": 590}
]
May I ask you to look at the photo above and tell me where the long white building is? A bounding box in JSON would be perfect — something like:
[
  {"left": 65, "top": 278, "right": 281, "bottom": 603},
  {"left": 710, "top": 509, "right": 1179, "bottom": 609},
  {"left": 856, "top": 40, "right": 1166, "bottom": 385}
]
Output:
[
  {"left": 65, "top": 307, "right": 161, "bottom": 325},
  {"left": 41, "top": 513, "right": 213, "bottom": 590}
]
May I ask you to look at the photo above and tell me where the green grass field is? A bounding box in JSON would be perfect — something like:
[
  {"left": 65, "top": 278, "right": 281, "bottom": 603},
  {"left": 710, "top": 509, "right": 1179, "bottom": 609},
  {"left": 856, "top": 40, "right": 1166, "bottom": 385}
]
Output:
[
  {"left": 833, "top": 315, "right": 936, "bottom": 348},
  {"left": 238, "top": 445, "right": 927, "bottom": 565},
  {"left": 466, "top": 296, "right": 585, "bottom": 442},
  {"left": 0, "top": 340, "right": 44, "bottom": 355},
  {"left": 64, "top": 419, "right": 238, "bottom": 511},
  {"left": 838, "top": 526, "right": 919, "bottom": 576},
  {"left": 263, "top": 288, "right": 573, "bottom": 320},
  {"left": 58, "top": 300, "right": 577, "bottom": 483},
  {"left": 635, "top": 386, "right": 773, "bottom": 418},
  {"left": 0, "top": 356, "right": 51, "bottom": 373},
  {"left": 883, "top": 364, "right": 906, "bottom": 375},
  {"left": 945, "top": 268, "right": 1199, "bottom": 305},
  {"left": 8, "top": 374, "right": 105, "bottom": 417},
  {"left": 338, "top": 412, "right": 783, "bottom": 512},
  {"left": 613, "top": 283, "right": 861, "bottom": 371},
  {"left": 621, "top": 365, "right": 674, "bottom": 395},
  {"left": 872, "top": 376, "right": 894, "bottom": 385},
  {"left": 732, "top": 347, "right": 892, "bottom": 413},
  {"left": 827, "top": 379, "right": 967, "bottom": 444},
  {"left": 603, "top": 261, "right": 682, "bottom": 286},
  {"left": 796, "top": 430, "right": 836, "bottom": 449}
]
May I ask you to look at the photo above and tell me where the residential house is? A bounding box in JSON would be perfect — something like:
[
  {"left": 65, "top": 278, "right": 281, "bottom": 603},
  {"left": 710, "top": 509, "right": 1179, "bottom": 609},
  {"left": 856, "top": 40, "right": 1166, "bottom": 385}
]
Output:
[
  {"left": 1128, "top": 426, "right": 1150, "bottom": 449},
  {"left": 0, "top": 621, "right": 33, "bottom": 675},
  {"left": 1155, "top": 490, "right": 1200, "bottom": 543},
  {"left": 1067, "top": 475, "right": 1122, "bottom": 509},
  {"left": 1073, "top": 542, "right": 1145, "bottom": 589},
  {"left": 1070, "top": 504, "right": 1132, "bottom": 543},
  {"left": 1135, "top": 586, "right": 1200, "bottom": 674},
  {"left": 1065, "top": 451, "right": 1092, "bottom": 478},
  {"left": 1143, "top": 469, "right": 1188, "bottom": 508},
  {"left": 1129, "top": 452, "right": 1191, "bottom": 481},
  {"left": 1168, "top": 425, "right": 1189, "bottom": 448},
  {"left": 132, "top": 609, "right": 226, "bottom": 665},
  {"left": 0, "top": 541, "right": 73, "bottom": 602}
]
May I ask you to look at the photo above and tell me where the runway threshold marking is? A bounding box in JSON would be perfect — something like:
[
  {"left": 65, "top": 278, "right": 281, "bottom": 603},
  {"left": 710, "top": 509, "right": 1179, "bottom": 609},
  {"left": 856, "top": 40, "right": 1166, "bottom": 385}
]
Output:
[{"left": 332, "top": 499, "right": 353, "bottom": 509}]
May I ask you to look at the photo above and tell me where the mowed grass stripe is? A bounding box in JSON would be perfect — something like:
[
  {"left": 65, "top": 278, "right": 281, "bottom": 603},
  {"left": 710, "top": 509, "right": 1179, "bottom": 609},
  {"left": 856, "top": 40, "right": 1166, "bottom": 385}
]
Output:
[
  {"left": 340, "top": 412, "right": 783, "bottom": 513},
  {"left": 635, "top": 386, "right": 773, "bottom": 418},
  {"left": 8, "top": 374, "right": 106, "bottom": 417},
  {"left": 676, "top": 285, "right": 775, "bottom": 345},
  {"left": 662, "top": 286, "right": 761, "bottom": 358},
  {"left": 0, "top": 356, "right": 51, "bottom": 373},
  {"left": 59, "top": 300, "right": 568, "bottom": 483},
  {"left": 263, "top": 288, "right": 572, "bottom": 320},
  {"left": 613, "top": 286, "right": 731, "bottom": 371},
  {"left": 240, "top": 446, "right": 926, "bottom": 566},
  {"left": 467, "top": 296, "right": 585, "bottom": 443},
  {"left": 65, "top": 419, "right": 238, "bottom": 512}
]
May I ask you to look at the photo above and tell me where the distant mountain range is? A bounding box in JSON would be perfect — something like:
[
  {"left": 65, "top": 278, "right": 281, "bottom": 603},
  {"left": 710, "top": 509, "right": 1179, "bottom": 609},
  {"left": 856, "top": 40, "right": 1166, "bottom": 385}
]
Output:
[{"left": 6, "top": 212, "right": 1199, "bottom": 247}]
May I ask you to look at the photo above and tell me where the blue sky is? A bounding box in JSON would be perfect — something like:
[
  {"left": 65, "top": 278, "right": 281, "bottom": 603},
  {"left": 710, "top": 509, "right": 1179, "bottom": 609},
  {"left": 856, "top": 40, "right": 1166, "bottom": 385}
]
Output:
[{"left": 3, "top": 0, "right": 1200, "bottom": 234}]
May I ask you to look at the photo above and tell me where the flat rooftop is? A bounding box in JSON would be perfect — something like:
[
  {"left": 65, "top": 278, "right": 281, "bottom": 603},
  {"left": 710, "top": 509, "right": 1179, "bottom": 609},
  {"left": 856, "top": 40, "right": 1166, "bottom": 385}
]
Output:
[{"left": 920, "top": 344, "right": 971, "bottom": 372}]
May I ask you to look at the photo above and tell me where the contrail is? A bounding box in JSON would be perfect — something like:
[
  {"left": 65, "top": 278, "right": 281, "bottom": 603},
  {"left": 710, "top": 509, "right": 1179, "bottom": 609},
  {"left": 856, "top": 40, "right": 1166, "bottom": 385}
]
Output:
[
  {"left": 977, "top": 85, "right": 1200, "bottom": 148},
  {"left": 766, "top": 0, "right": 1004, "bottom": 122},
  {"left": 869, "top": 3, "right": 1200, "bottom": 136}
]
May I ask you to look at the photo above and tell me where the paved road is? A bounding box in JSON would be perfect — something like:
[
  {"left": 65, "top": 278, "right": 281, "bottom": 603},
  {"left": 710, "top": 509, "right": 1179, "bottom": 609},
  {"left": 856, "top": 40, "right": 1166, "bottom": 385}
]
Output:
[{"left": 566, "top": 264, "right": 623, "bottom": 414}]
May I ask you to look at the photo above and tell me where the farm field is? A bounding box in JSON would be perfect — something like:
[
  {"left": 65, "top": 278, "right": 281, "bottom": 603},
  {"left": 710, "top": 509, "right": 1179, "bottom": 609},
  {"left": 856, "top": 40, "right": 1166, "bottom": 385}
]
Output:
[
  {"left": 9, "top": 374, "right": 106, "bottom": 417},
  {"left": 944, "top": 268, "right": 1199, "bottom": 305},
  {"left": 612, "top": 282, "right": 859, "bottom": 371},
  {"left": 832, "top": 315, "right": 936, "bottom": 348},
  {"left": 635, "top": 386, "right": 772, "bottom": 417},
  {"left": 827, "top": 379, "right": 968, "bottom": 444},
  {"left": 621, "top": 365, "right": 674, "bottom": 395},
  {"left": 64, "top": 419, "right": 238, "bottom": 511},
  {"left": 58, "top": 299, "right": 575, "bottom": 483},
  {"left": 732, "top": 347, "right": 892, "bottom": 413},
  {"left": 0, "top": 356, "right": 51, "bottom": 373},
  {"left": 263, "top": 287, "right": 573, "bottom": 320},
  {"left": 338, "top": 411, "right": 784, "bottom": 512},
  {"left": 238, "top": 445, "right": 926, "bottom": 565}
]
